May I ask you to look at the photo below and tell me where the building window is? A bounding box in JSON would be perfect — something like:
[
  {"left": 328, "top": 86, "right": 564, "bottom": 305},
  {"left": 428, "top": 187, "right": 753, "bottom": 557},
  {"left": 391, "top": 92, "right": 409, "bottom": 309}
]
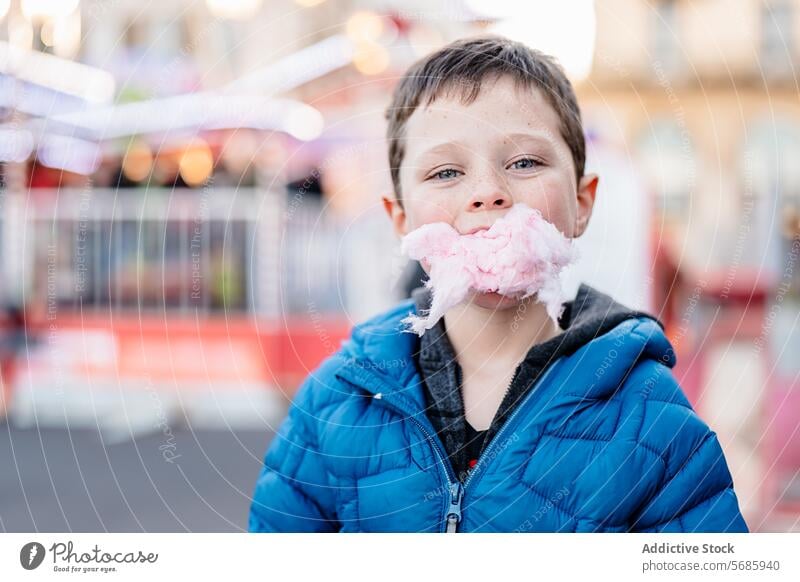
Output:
[
  {"left": 651, "top": 0, "right": 683, "bottom": 77},
  {"left": 637, "top": 119, "right": 695, "bottom": 220},
  {"left": 743, "top": 118, "right": 800, "bottom": 281},
  {"left": 760, "top": 0, "right": 794, "bottom": 79}
]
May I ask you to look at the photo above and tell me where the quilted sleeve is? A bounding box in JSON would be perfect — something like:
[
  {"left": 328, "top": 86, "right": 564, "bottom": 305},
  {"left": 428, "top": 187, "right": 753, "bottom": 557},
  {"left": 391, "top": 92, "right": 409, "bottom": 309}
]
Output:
[
  {"left": 248, "top": 374, "right": 340, "bottom": 532},
  {"left": 629, "top": 391, "right": 749, "bottom": 532}
]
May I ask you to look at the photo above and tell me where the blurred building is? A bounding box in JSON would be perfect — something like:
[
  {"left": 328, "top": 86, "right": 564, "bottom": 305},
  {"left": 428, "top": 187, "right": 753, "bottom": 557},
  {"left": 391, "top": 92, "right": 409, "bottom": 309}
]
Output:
[{"left": 584, "top": 0, "right": 800, "bottom": 531}]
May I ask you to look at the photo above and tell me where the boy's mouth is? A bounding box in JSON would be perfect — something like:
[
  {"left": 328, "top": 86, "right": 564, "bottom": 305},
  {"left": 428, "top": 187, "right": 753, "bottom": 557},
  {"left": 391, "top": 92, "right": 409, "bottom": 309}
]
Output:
[
  {"left": 400, "top": 203, "right": 578, "bottom": 336},
  {"left": 462, "top": 226, "right": 491, "bottom": 236}
]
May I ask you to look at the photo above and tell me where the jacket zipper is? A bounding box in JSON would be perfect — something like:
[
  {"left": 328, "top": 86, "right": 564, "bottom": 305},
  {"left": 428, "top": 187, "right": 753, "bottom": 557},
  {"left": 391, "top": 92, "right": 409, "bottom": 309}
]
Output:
[
  {"left": 445, "top": 481, "right": 463, "bottom": 532},
  {"left": 460, "top": 359, "right": 563, "bottom": 497},
  {"left": 396, "top": 410, "right": 461, "bottom": 532},
  {"left": 336, "top": 356, "right": 562, "bottom": 533},
  {"left": 339, "top": 369, "right": 461, "bottom": 533}
]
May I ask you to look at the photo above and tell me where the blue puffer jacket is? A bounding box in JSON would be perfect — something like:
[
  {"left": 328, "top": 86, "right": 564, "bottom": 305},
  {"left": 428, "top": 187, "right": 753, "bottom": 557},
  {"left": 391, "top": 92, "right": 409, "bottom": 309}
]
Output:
[{"left": 249, "top": 298, "right": 749, "bottom": 533}]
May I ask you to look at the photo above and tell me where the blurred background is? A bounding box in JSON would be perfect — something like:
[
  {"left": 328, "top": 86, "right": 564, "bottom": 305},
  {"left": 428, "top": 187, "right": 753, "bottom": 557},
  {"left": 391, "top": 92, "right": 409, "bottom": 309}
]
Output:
[{"left": 0, "top": 0, "right": 798, "bottom": 532}]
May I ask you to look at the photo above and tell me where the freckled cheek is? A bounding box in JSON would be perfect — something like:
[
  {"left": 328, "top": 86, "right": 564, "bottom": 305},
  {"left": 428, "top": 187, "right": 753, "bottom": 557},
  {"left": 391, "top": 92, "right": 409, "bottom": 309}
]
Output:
[
  {"left": 405, "top": 196, "right": 456, "bottom": 230},
  {"left": 512, "top": 177, "right": 574, "bottom": 232},
  {"left": 537, "top": 202, "right": 574, "bottom": 236}
]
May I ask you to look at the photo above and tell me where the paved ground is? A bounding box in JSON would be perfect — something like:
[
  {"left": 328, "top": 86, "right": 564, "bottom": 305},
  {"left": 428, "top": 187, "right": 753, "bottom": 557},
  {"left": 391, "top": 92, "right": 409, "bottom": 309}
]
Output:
[{"left": 0, "top": 423, "right": 273, "bottom": 532}]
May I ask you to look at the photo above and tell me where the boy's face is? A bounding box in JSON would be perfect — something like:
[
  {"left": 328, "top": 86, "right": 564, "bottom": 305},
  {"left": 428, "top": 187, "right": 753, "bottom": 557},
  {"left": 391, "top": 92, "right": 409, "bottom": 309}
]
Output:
[{"left": 383, "top": 74, "right": 598, "bottom": 255}]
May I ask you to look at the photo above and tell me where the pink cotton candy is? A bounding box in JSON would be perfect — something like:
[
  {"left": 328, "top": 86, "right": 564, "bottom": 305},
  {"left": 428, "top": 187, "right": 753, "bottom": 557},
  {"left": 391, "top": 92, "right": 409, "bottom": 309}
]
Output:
[{"left": 400, "top": 203, "right": 578, "bottom": 336}]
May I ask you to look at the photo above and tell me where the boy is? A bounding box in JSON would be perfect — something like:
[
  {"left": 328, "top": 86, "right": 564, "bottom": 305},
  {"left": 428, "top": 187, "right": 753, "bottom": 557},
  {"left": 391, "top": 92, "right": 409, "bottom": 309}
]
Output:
[{"left": 248, "top": 36, "right": 748, "bottom": 532}]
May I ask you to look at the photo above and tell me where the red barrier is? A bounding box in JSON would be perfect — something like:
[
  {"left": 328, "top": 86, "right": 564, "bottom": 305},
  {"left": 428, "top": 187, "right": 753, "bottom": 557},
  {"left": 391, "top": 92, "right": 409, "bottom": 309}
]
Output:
[{"left": 18, "top": 312, "right": 353, "bottom": 396}]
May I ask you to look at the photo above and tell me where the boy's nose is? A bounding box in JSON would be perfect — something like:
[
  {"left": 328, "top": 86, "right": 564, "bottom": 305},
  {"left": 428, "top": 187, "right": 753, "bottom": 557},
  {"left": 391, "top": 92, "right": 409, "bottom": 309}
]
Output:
[{"left": 465, "top": 188, "right": 513, "bottom": 212}]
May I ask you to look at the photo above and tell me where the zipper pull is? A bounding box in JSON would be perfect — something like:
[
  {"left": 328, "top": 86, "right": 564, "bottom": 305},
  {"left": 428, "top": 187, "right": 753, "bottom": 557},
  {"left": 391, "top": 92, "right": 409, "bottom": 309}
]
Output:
[{"left": 445, "top": 481, "right": 464, "bottom": 533}]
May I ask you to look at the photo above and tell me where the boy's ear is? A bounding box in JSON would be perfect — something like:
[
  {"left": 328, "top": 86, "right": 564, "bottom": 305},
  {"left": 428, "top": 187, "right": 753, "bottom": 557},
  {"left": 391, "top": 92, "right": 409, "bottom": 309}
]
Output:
[
  {"left": 573, "top": 173, "right": 599, "bottom": 238},
  {"left": 382, "top": 194, "right": 408, "bottom": 237}
]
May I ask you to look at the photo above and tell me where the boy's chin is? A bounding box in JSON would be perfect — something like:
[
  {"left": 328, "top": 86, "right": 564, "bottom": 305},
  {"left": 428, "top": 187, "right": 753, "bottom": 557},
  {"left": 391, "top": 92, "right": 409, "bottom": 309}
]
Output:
[{"left": 468, "top": 290, "right": 529, "bottom": 311}]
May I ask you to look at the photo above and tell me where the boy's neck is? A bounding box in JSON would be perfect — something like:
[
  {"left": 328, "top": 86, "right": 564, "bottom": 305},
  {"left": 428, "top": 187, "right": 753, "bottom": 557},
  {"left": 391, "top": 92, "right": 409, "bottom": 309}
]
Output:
[{"left": 443, "top": 295, "right": 561, "bottom": 373}]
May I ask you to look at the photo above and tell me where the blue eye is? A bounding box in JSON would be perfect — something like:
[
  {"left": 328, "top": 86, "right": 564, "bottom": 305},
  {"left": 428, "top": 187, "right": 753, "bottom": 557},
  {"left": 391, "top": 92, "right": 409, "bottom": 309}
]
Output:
[
  {"left": 429, "top": 168, "right": 462, "bottom": 181},
  {"left": 509, "top": 158, "right": 542, "bottom": 171}
]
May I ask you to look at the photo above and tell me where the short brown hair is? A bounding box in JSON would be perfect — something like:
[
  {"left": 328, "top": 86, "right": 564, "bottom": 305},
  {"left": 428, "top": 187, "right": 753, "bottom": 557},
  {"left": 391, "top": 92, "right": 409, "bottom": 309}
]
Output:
[{"left": 385, "top": 35, "right": 586, "bottom": 202}]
